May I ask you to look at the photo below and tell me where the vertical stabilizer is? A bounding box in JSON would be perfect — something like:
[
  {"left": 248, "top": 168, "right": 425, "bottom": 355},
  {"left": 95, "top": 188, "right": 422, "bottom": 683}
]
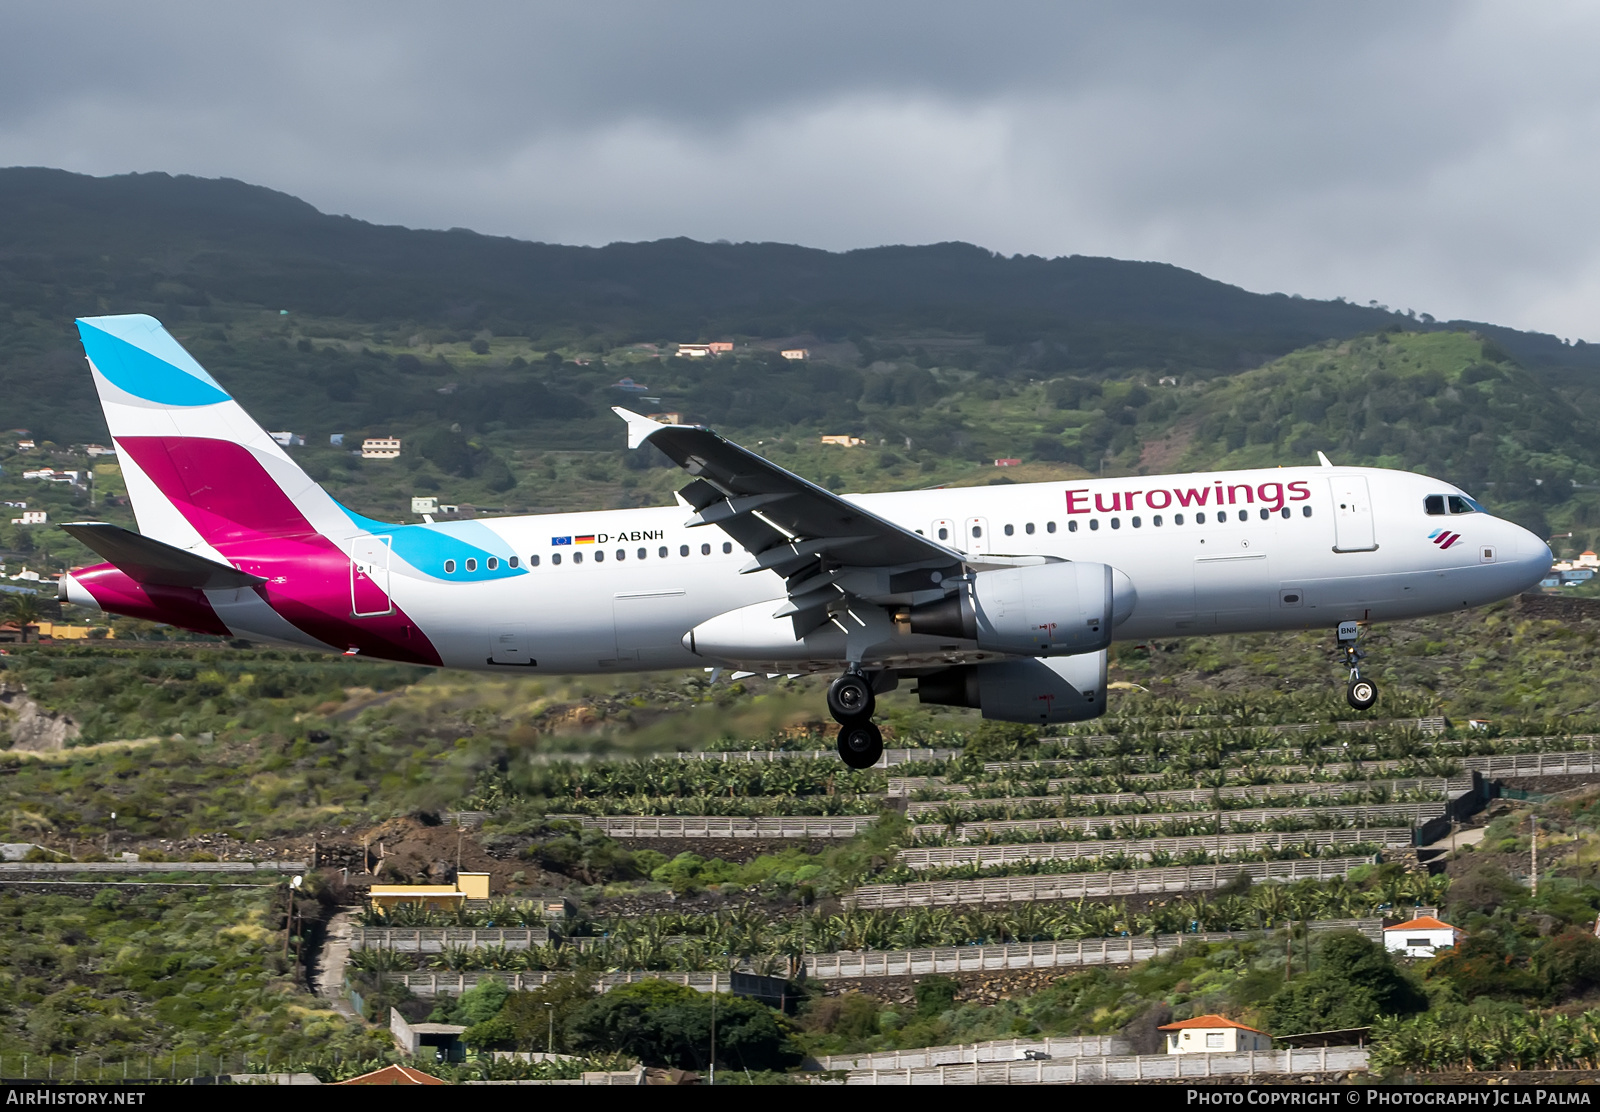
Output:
[{"left": 75, "top": 314, "right": 357, "bottom": 555}]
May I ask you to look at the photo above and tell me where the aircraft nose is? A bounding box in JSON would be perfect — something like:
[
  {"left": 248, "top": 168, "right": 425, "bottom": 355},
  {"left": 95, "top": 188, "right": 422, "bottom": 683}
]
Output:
[{"left": 1512, "top": 523, "right": 1553, "bottom": 583}]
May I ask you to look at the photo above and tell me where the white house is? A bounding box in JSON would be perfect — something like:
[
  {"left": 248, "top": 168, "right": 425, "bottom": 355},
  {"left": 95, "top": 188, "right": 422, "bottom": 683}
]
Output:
[
  {"left": 9, "top": 511, "right": 46, "bottom": 526},
  {"left": 268, "top": 431, "right": 305, "bottom": 448},
  {"left": 362, "top": 437, "right": 401, "bottom": 460},
  {"left": 1159, "top": 1015, "right": 1274, "bottom": 1054},
  {"left": 1383, "top": 915, "right": 1463, "bottom": 958},
  {"left": 781, "top": 348, "right": 810, "bottom": 361},
  {"left": 676, "top": 344, "right": 713, "bottom": 358},
  {"left": 411, "top": 496, "right": 439, "bottom": 515}
]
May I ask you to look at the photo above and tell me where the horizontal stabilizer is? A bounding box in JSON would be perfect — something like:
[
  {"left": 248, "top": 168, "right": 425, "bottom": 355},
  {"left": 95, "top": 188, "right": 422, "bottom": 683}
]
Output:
[{"left": 59, "top": 522, "right": 267, "bottom": 590}]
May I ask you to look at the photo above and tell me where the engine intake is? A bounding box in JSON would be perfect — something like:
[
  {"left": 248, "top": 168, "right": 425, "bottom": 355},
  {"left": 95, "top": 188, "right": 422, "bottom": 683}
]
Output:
[{"left": 908, "top": 561, "right": 1135, "bottom": 656}]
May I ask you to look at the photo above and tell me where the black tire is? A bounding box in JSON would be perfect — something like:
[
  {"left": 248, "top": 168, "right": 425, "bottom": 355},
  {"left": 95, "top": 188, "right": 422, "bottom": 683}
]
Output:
[
  {"left": 1347, "top": 678, "right": 1378, "bottom": 711},
  {"left": 827, "top": 672, "right": 875, "bottom": 723},
  {"left": 837, "top": 721, "right": 884, "bottom": 769}
]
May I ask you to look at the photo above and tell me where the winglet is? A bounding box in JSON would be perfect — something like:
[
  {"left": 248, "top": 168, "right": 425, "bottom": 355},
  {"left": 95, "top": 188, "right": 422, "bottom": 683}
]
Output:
[
  {"left": 1316, "top": 451, "right": 1334, "bottom": 468},
  {"left": 612, "top": 407, "right": 664, "bottom": 450}
]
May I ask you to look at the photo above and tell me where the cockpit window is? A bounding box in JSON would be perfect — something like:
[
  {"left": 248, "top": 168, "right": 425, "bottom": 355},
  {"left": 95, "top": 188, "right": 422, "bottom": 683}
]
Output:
[
  {"left": 1424, "top": 495, "right": 1446, "bottom": 515},
  {"left": 1448, "top": 495, "right": 1484, "bottom": 514},
  {"left": 1428, "top": 493, "right": 1485, "bottom": 515}
]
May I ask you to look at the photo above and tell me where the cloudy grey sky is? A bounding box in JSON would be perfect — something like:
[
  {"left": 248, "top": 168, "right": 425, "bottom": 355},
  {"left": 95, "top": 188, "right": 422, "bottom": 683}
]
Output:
[{"left": 2, "top": 2, "right": 1597, "bottom": 338}]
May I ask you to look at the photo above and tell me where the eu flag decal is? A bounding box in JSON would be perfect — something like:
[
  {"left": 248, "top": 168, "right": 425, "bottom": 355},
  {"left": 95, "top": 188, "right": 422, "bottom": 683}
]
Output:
[{"left": 552, "top": 536, "right": 573, "bottom": 546}]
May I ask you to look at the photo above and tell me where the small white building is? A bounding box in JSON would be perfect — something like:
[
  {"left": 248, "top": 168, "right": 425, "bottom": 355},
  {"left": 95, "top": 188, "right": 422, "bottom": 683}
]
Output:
[
  {"left": 411, "top": 496, "right": 439, "bottom": 515},
  {"left": 781, "top": 348, "right": 810, "bottom": 361},
  {"left": 676, "top": 344, "right": 713, "bottom": 358},
  {"left": 1383, "top": 915, "right": 1463, "bottom": 958},
  {"left": 10, "top": 511, "right": 46, "bottom": 525},
  {"left": 1159, "top": 1015, "right": 1274, "bottom": 1054},
  {"left": 268, "top": 431, "right": 305, "bottom": 448},
  {"left": 84, "top": 444, "right": 116, "bottom": 457},
  {"left": 820, "top": 435, "right": 866, "bottom": 447},
  {"left": 362, "top": 437, "right": 402, "bottom": 459}
]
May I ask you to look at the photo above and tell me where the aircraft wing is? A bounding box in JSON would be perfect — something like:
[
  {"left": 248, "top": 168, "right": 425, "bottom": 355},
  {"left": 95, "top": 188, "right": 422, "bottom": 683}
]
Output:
[
  {"left": 59, "top": 522, "right": 268, "bottom": 590},
  {"left": 615, "top": 408, "right": 964, "bottom": 634}
]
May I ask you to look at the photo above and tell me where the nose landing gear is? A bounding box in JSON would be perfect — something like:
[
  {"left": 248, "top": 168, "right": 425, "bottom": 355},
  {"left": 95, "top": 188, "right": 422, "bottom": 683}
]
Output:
[
  {"left": 828, "top": 670, "right": 883, "bottom": 769},
  {"left": 1338, "top": 620, "right": 1379, "bottom": 711}
]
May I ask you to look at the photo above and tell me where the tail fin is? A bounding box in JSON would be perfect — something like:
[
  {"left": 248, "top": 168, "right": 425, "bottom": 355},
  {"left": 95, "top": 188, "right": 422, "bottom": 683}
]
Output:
[{"left": 75, "top": 314, "right": 359, "bottom": 554}]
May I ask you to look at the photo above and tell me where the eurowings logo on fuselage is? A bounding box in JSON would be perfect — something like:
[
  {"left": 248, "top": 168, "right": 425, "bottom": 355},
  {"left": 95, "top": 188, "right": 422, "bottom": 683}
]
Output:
[{"left": 1428, "top": 529, "right": 1462, "bottom": 550}]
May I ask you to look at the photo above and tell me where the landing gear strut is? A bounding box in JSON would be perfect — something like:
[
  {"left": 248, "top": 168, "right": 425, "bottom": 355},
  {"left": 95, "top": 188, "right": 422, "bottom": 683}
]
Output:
[
  {"left": 1338, "top": 620, "right": 1379, "bottom": 711},
  {"left": 829, "top": 670, "right": 883, "bottom": 769}
]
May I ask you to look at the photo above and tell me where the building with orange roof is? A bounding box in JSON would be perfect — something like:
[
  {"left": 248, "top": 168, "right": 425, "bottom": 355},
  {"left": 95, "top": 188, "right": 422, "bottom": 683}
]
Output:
[
  {"left": 1157, "top": 1014, "right": 1273, "bottom": 1054},
  {"left": 1383, "top": 914, "right": 1462, "bottom": 958},
  {"left": 335, "top": 1064, "right": 448, "bottom": 1085}
]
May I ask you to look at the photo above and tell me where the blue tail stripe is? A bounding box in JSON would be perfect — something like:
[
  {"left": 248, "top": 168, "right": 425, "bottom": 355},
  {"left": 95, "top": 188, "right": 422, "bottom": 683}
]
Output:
[{"left": 76, "top": 314, "right": 232, "bottom": 407}]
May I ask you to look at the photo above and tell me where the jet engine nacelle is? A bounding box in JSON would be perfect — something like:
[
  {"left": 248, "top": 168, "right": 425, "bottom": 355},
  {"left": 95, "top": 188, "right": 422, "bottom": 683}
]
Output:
[
  {"left": 916, "top": 651, "right": 1108, "bottom": 724},
  {"left": 908, "top": 561, "right": 1135, "bottom": 657}
]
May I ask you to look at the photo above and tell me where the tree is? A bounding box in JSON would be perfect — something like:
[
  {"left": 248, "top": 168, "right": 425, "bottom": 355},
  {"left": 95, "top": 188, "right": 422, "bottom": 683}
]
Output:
[
  {"left": 565, "top": 980, "right": 800, "bottom": 1072},
  {"left": 4, "top": 594, "right": 41, "bottom": 642},
  {"left": 501, "top": 977, "right": 596, "bottom": 1053},
  {"left": 913, "top": 974, "right": 960, "bottom": 1018},
  {"left": 1267, "top": 932, "right": 1425, "bottom": 1033}
]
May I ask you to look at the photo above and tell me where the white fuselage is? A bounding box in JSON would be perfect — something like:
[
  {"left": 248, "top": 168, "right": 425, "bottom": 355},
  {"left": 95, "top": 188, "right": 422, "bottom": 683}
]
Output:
[{"left": 320, "top": 464, "right": 1548, "bottom": 674}]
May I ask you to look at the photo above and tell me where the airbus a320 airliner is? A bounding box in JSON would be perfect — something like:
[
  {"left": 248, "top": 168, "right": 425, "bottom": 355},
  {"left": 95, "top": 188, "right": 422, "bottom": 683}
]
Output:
[{"left": 58, "top": 315, "right": 1552, "bottom": 767}]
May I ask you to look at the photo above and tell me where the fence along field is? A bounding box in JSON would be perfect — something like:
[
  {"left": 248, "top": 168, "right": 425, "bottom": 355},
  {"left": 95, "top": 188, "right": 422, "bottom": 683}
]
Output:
[
  {"left": 896, "top": 828, "right": 1412, "bottom": 868},
  {"left": 382, "top": 919, "right": 1388, "bottom": 995}
]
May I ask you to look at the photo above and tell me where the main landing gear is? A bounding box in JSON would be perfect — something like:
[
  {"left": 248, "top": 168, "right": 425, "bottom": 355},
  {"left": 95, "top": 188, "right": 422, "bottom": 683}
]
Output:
[
  {"left": 1338, "top": 620, "right": 1379, "bottom": 711},
  {"left": 829, "top": 670, "right": 883, "bottom": 770}
]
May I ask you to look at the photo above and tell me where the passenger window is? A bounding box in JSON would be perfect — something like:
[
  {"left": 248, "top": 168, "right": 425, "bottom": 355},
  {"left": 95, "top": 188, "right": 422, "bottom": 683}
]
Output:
[
  {"left": 1259, "top": 508, "right": 1270, "bottom": 520},
  {"left": 1279, "top": 507, "right": 1290, "bottom": 519},
  {"left": 659, "top": 546, "right": 669, "bottom": 558},
  {"left": 573, "top": 552, "right": 583, "bottom": 564},
  {"left": 1046, "top": 521, "right": 1056, "bottom": 533},
  {"left": 465, "top": 558, "right": 477, "bottom": 572},
  {"left": 509, "top": 556, "right": 519, "bottom": 568},
  {"left": 1110, "top": 517, "right": 1121, "bottom": 529},
  {"left": 680, "top": 545, "right": 690, "bottom": 557},
  {"left": 722, "top": 542, "right": 732, "bottom": 554},
  {"left": 487, "top": 557, "right": 498, "bottom": 570},
  {"left": 1175, "top": 514, "right": 1185, "bottom": 525},
  {"left": 1004, "top": 524, "right": 1015, "bottom": 536},
  {"left": 1217, "top": 511, "right": 1227, "bottom": 523},
  {"left": 1090, "top": 519, "right": 1099, "bottom": 531},
  {"left": 1153, "top": 515, "right": 1163, "bottom": 527},
  {"left": 1131, "top": 516, "right": 1141, "bottom": 528},
  {"left": 552, "top": 553, "right": 561, "bottom": 565},
  {"left": 1068, "top": 520, "right": 1078, "bottom": 533},
  {"left": 530, "top": 554, "right": 540, "bottom": 567},
  {"left": 1424, "top": 495, "right": 1446, "bottom": 515},
  {"left": 1302, "top": 506, "right": 1313, "bottom": 517},
  {"left": 971, "top": 525, "right": 983, "bottom": 538},
  {"left": 1196, "top": 513, "right": 1207, "bottom": 524},
  {"left": 444, "top": 559, "right": 456, "bottom": 573},
  {"left": 638, "top": 548, "right": 647, "bottom": 559},
  {"left": 616, "top": 549, "right": 625, "bottom": 560},
  {"left": 701, "top": 543, "right": 711, "bottom": 555},
  {"left": 1025, "top": 522, "right": 1035, "bottom": 535},
  {"left": 938, "top": 527, "right": 949, "bottom": 540},
  {"left": 595, "top": 550, "right": 605, "bottom": 563}
]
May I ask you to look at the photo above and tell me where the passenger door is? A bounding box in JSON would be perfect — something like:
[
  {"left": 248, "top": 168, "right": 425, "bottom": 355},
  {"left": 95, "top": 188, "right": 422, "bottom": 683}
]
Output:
[
  {"left": 349, "top": 534, "right": 392, "bottom": 617},
  {"left": 1330, "top": 477, "right": 1378, "bottom": 552}
]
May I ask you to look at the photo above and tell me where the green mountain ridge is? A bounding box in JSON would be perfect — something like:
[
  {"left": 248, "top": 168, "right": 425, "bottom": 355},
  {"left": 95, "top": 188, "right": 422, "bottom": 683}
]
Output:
[{"left": 2, "top": 167, "right": 1598, "bottom": 575}]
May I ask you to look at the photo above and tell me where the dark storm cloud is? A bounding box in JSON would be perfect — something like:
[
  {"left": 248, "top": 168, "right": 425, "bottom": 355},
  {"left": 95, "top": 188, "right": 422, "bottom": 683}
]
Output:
[{"left": 1, "top": 2, "right": 1597, "bottom": 337}]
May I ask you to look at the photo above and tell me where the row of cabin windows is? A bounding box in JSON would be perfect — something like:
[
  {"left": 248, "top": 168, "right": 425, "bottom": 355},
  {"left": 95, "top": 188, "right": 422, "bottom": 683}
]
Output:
[
  {"left": 443, "top": 541, "right": 734, "bottom": 574},
  {"left": 932, "top": 505, "right": 1316, "bottom": 542},
  {"left": 1066, "top": 505, "right": 1313, "bottom": 532}
]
